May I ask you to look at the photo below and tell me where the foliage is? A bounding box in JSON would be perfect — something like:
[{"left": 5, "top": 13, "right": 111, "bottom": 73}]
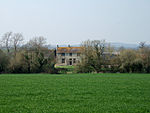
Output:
[
  {"left": 0, "top": 50, "right": 9, "bottom": 73},
  {"left": 76, "top": 40, "right": 150, "bottom": 73},
  {"left": 1, "top": 32, "right": 150, "bottom": 74},
  {"left": 55, "top": 66, "right": 75, "bottom": 74},
  {"left": 0, "top": 32, "right": 57, "bottom": 74},
  {"left": 76, "top": 40, "right": 106, "bottom": 73}
]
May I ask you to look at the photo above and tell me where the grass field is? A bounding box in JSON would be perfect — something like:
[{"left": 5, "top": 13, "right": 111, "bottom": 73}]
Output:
[{"left": 0, "top": 73, "right": 150, "bottom": 113}]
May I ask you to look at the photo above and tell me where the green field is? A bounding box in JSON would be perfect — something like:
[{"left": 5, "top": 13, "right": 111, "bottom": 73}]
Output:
[{"left": 0, "top": 73, "right": 150, "bottom": 113}]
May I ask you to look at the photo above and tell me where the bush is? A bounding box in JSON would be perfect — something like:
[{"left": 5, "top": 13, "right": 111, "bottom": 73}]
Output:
[
  {"left": 0, "top": 50, "right": 9, "bottom": 73},
  {"left": 131, "top": 59, "right": 144, "bottom": 73}
]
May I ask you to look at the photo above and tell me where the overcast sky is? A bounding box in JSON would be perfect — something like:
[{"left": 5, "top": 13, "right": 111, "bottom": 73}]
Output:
[{"left": 0, "top": 0, "right": 150, "bottom": 45}]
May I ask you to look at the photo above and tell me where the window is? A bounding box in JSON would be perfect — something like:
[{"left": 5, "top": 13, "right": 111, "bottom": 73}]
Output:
[
  {"left": 62, "top": 58, "right": 65, "bottom": 63},
  {"left": 69, "top": 53, "right": 72, "bottom": 56},
  {"left": 73, "top": 58, "right": 76, "bottom": 63},
  {"left": 61, "top": 53, "right": 65, "bottom": 56}
]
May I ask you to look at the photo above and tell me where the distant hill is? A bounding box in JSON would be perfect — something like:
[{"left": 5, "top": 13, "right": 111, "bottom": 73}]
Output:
[
  {"left": 49, "top": 43, "right": 139, "bottom": 49},
  {"left": 110, "top": 42, "right": 138, "bottom": 49}
]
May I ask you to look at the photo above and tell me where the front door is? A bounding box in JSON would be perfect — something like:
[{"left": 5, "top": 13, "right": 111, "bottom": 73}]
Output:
[
  {"left": 69, "top": 59, "right": 72, "bottom": 65},
  {"left": 69, "top": 61, "right": 72, "bottom": 65}
]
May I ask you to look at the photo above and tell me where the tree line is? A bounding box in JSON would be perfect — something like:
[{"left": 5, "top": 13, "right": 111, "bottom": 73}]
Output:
[
  {"left": 0, "top": 32, "right": 56, "bottom": 74},
  {"left": 76, "top": 40, "right": 150, "bottom": 73},
  {"left": 0, "top": 32, "right": 150, "bottom": 74}
]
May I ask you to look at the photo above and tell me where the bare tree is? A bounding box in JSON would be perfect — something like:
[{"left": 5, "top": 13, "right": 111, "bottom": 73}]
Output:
[
  {"left": 1, "top": 32, "right": 12, "bottom": 53},
  {"left": 139, "top": 42, "right": 146, "bottom": 49},
  {"left": 28, "top": 36, "right": 46, "bottom": 50},
  {"left": 91, "top": 40, "right": 106, "bottom": 72},
  {"left": 12, "top": 33, "right": 24, "bottom": 55},
  {"left": 0, "top": 42, "right": 2, "bottom": 49},
  {"left": 77, "top": 40, "right": 106, "bottom": 73}
]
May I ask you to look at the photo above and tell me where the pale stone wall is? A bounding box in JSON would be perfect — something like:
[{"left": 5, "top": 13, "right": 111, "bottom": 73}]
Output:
[{"left": 56, "top": 53, "right": 81, "bottom": 66}]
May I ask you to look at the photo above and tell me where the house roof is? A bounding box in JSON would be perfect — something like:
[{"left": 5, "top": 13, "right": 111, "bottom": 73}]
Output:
[{"left": 57, "top": 47, "right": 81, "bottom": 53}]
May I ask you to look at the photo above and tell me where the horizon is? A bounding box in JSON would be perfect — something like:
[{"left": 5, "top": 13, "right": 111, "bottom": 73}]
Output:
[{"left": 0, "top": 0, "right": 150, "bottom": 45}]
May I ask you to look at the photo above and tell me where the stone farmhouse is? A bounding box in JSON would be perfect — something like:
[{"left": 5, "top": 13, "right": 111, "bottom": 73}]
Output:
[
  {"left": 56, "top": 46, "right": 81, "bottom": 66},
  {"left": 55, "top": 45, "right": 120, "bottom": 66}
]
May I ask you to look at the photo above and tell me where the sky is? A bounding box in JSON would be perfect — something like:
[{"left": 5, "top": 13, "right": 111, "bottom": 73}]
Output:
[{"left": 0, "top": 0, "right": 150, "bottom": 45}]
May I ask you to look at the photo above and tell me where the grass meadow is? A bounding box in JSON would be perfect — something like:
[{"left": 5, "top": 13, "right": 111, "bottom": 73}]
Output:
[{"left": 0, "top": 73, "right": 150, "bottom": 113}]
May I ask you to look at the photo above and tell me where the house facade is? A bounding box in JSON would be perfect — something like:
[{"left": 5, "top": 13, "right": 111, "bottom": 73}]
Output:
[{"left": 56, "top": 46, "right": 81, "bottom": 66}]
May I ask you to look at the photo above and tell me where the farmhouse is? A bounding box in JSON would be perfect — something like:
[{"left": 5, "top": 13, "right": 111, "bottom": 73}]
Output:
[
  {"left": 56, "top": 46, "right": 81, "bottom": 66},
  {"left": 55, "top": 45, "right": 120, "bottom": 66}
]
